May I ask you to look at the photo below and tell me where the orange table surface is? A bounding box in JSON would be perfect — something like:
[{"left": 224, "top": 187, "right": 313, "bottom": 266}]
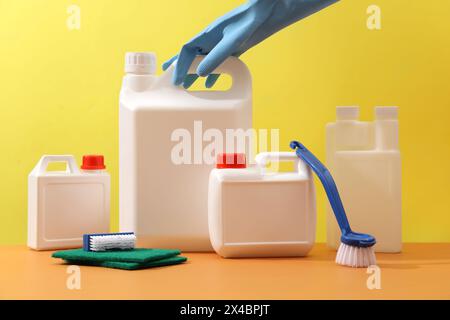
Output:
[{"left": 1, "top": 243, "right": 449, "bottom": 300}]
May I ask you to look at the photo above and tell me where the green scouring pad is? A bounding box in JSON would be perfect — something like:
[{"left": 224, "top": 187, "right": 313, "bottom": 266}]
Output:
[
  {"left": 64, "top": 256, "right": 187, "bottom": 270},
  {"left": 52, "top": 248, "right": 187, "bottom": 270}
]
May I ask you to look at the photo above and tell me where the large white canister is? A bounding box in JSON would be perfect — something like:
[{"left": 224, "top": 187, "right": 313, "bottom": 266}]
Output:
[
  {"left": 28, "top": 155, "right": 110, "bottom": 250},
  {"left": 326, "top": 106, "right": 402, "bottom": 253},
  {"left": 208, "top": 152, "right": 316, "bottom": 258},
  {"left": 119, "top": 53, "right": 252, "bottom": 251}
]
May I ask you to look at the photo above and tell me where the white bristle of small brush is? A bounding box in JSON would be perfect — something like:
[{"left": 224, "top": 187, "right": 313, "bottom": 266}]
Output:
[
  {"left": 336, "top": 243, "right": 376, "bottom": 268},
  {"left": 90, "top": 234, "right": 136, "bottom": 251}
]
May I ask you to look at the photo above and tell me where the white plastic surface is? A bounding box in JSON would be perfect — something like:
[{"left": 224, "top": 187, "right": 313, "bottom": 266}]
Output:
[
  {"left": 27, "top": 155, "right": 110, "bottom": 250},
  {"left": 326, "top": 106, "right": 402, "bottom": 253},
  {"left": 119, "top": 54, "right": 252, "bottom": 252},
  {"left": 208, "top": 152, "right": 316, "bottom": 258}
]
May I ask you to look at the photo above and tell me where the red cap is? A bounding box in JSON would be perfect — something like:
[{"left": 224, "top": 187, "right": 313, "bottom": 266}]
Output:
[
  {"left": 81, "top": 155, "right": 106, "bottom": 170},
  {"left": 216, "top": 153, "right": 246, "bottom": 169}
]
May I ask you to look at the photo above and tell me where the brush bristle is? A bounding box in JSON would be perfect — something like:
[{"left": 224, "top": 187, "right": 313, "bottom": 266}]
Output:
[
  {"left": 336, "top": 243, "right": 376, "bottom": 268},
  {"left": 89, "top": 234, "right": 136, "bottom": 251}
]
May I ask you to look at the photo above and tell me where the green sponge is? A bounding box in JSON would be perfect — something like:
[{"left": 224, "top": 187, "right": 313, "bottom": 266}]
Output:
[
  {"left": 64, "top": 256, "right": 188, "bottom": 270},
  {"left": 52, "top": 248, "right": 187, "bottom": 270},
  {"left": 52, "top": 248, "right": 180, "bottom": 263}
]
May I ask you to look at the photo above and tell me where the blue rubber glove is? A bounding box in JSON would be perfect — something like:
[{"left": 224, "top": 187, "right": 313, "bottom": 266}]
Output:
[{"left": 163, "top": 0, "right": 339, "bottom": 88}]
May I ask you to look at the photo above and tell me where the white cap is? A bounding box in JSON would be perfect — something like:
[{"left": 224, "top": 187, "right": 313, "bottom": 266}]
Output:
[
  {"left": 125, "top": 52, "right": 156, "bottom": 74},
  {"left": 375, "top": 106, "right": 398, "bottom": 120},
  {"left": 336, "top": 106, "right": 359, "bottom": 121}
]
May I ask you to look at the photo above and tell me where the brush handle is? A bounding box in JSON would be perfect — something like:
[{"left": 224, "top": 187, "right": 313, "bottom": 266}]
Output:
[{"left": 290, "top": 141, "right": 352, "bottom": 235}]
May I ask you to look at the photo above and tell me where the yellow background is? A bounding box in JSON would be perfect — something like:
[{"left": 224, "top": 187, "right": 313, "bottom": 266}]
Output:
[{"left": 1, "top": 0, "right": 449, "bottom": 244}]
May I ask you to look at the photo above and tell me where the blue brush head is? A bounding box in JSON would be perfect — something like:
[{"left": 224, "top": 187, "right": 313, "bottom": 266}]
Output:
[{"left": 341, "top": 231, "right": 376, "bottom": 248}]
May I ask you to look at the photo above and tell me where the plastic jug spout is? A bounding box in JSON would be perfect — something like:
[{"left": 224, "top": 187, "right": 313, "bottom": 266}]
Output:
[
  {"left": 123, "top": 52, "right": 157, "bottom": 92},
  {"left": 336, "top": 106, "right": 359, "bottom": 121},
  {"left": 123, "top": 74, "right": 156, "bottom": 92},
  {"left": 375, "top": 106, "right": 399, "bottom": 151}
]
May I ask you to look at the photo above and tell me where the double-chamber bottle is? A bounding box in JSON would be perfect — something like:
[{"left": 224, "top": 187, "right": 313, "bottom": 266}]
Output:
[
  {"left": 119, "top": 52, "right": 252, "bottom": 251},
  {"left": 326, "top": 106, "right": 402, "bottom": 253}
]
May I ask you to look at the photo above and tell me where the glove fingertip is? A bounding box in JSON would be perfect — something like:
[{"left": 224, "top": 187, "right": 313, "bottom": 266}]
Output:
[
  {"left": 183, "top": 74, "right": 198, "bottom": 89},
  {"left": 162, "top": 62, "right": 170, "bottom": 71},
  {"left": 173, "top": 70, "right": 183, "bottom": 86},
  {"left": 173, "top": 66, "right": 188, "bottom": 86},
  {"left": 205, "top": 74, "right": 220, "bottom": 88},
  {"left": 197, "top": 59, "right": 216, "bottom": 77},
  {"left": 163, "top": 55, "right": 178, "bottom": 71}
]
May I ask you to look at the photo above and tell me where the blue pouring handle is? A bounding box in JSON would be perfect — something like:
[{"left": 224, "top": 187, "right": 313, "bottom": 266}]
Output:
[{"left": 290, "top": 141, "right": 376, "bottom": 248}]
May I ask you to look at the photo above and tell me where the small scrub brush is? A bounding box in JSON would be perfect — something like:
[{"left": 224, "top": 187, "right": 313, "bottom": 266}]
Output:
[
  {"left": 83, "top": 232, "right": 136, "bottom": 252},
  {"left": 290, "top": 141, "right": 376, "bottom": 268}
]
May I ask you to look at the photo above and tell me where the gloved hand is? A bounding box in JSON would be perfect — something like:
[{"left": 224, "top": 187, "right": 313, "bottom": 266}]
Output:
[{"left": 163, "top": 0, "right": 339, "bottom": 88}]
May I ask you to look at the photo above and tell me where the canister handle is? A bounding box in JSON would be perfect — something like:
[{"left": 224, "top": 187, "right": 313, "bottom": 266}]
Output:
[
  {"left": 255, "top": 152, "right": 309, "bottom": 177},
  {"left": 36, "top": 155, "right": 80, "bottom": 175},
  {"left": 189, "top": 56, "right": 252, "bottom": 95},
  {"left": 160, "top": 56, "right": 252, "bottom": 98}
]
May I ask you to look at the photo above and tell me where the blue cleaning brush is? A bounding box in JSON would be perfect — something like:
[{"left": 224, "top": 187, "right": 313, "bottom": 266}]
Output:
[{"left": 290, "top": 141, "right": 376, "bottom": 267}]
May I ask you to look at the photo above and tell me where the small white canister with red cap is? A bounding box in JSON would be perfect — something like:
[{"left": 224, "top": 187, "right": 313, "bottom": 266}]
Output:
[
  {"left": 208, "top": 152, "right": 316, "bottom": 258},
  {"left": 28, "top": 155, "right": 110, "bottom": 250}
]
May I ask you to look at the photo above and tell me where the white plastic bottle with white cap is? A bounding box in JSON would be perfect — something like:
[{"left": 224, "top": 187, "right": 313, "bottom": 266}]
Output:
[
  {"left": 119, "top": 52, "right": 252, "bottom": 251},
  {"left": 326, "top": 106, "right": 402, "bottom": 253}
]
